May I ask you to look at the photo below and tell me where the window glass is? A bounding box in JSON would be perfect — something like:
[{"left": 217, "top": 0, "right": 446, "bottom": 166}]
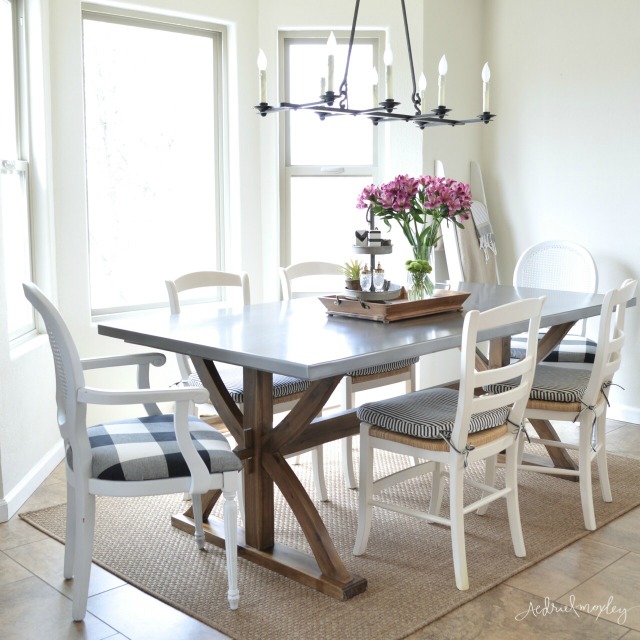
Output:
[
  {"left": 289, "top": 176, "right": 371, "bottom": 264},
  {"left": 0, "top": 0, "right": 18, "bottom": 158},
  {"left": 83, "top": 16, "right": 222, "bottom": 313}
]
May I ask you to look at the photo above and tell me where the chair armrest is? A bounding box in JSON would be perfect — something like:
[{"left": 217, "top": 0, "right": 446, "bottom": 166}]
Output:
[
  {"left": 81, "top": 353, "right": 169, "bottom": 416},
  {"left": 81, "top": 353, "right": 166, "bottom": 370},
  {"left": 78, "top": 385, "right": 209, "bottom": 406}
]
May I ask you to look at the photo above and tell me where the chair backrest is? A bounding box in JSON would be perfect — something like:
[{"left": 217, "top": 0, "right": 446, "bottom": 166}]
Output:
[
  {"left": 513, "top": 240, "right": 598, "bottom": 337},
  {"left": 166, "top": 270, "right": 250, "bottom": 313},
  {"left": 513, "top": 240, "right": 598, "bottom": 294},
  {"left": 583, "top": 279, "right": 637, "bottom": 406},
  {"left": 23, "top": 282, "right": 86, "bottom": 452},
  {"left": 279, "top": 261, "right": 342, "bottom": 301},
  {"left": 451, "top": 296, "right": 545, "bottom": 452},
  {"left": 165, "top": 271, "right": 250, "bottom": 381}
]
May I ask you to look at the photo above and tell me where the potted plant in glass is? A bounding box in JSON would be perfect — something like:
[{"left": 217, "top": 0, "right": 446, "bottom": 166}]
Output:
[
  {"left": 357, "top": 175, "right": 472, "bottom": 300},
  {"left": 339, "top": 259, "right": 364, "bottom": 291}
]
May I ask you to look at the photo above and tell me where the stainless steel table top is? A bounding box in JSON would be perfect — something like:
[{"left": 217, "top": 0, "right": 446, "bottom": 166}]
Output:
[{"left": 98, "top": 282, "right": 604, "bottom": 381}]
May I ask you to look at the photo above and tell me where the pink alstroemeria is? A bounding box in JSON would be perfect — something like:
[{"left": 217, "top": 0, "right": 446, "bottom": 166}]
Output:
[{"left": 356, "top": 173, "right": 472, "bottom": 265}]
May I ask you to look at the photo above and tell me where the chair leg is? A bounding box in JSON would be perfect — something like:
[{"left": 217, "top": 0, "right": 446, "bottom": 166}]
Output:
[
  {"left": 72, "top": 491, "right": 95, "bottom": 621},
  {"left": 353, "top": 424, "right": 374, "bottom": 556},
  {"left": 595, "top": 411, "right": 612, "bottom": 502},
  {"left": 223, "top": 474, "right": 239, "bottom": 610},
  {"left": 237, "top": 468, "right": 246, "bottom": 526},
  {"left": 476, "top": 455, "right": 497, "bottom": 516},
  {"left": 191, "top": 493, "right": 206, "bottom": 550},
  {"left": 428, "top": 462, "right": 444, "bottom": 516},
  {"left": 449, "top": 458, "right": 469, "bottom": 591},
  {"left": 405, "top": 374, "right": 421, "bottom": 468},
  {"left": 64, "top": 480, "right": 76, "bottom": 579},
  {"left": 579, "top": 416, "right": 597, "bottom": 530},
  {"left": 311, "top": 446, "right": 328, "bottom": 502},
  {"left": 341, "top": 437, "right": 357, "bottom": 490},
  {"left": 341, "top": 377, "right": 357, "bottom": 489},
  {"left": 504, "top": 443, "right": 526, "bottom": 557}
]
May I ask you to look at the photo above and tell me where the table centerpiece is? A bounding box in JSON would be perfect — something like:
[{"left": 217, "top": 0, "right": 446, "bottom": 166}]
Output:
[{"left": 357, "top": 174, "right": 472, "bottom": 300}]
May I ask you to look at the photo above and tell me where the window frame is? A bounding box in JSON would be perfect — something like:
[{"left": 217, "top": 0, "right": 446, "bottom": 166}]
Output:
[
  {"left": 279, "top": 30, "right": 383, "bottom": 268},
  {"left": 1, "top": 0, "right": 35, "bottom": 342},
  {"left": 81, "top": 5, "right": 228, "bottom": 316}
]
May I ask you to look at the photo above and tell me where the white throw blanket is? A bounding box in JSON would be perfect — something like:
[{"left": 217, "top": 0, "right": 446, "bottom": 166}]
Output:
[{"left": 471, "top": 200, "right": 497, "bottom": 262}]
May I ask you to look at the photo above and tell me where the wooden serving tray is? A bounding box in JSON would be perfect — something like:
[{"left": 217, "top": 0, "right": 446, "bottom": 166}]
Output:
[{"left": 319, "top": 288, "right": 471, "bottom": 323}]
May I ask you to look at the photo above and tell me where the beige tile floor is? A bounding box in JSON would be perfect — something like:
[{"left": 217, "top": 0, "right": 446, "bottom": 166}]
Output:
[{"left": 1, "top": 420, "right": 639, "bottom": 640}]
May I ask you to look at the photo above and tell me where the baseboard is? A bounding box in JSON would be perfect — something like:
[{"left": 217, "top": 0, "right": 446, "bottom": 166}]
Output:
[
  {"left": 0, "top": 440, "right": 65, "bottom": 523},
  {"left": 608, "top": 404, "right": 640, "bottom": 425}
]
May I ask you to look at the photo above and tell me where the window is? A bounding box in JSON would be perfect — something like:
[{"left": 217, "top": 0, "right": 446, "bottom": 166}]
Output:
[
  {"left": 282, "top": 33, "right": 380, "bottom": 270},
  {"left": 0, "top": 0, "right": 34, "bottom": 341},
  {"left": 82, "top": 11, "right": 225, "bottom": 314}
]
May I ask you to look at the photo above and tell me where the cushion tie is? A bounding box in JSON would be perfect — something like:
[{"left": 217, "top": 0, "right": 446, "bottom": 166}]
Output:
[
  {"left": 438, "top": 430, "right": 475, "bottom": 468},
  {"left": 508, "top": 418, "right": 530, "bottom": 443},
  {"left": 573, "top": 380, "right": 624, "bottom": 452}
]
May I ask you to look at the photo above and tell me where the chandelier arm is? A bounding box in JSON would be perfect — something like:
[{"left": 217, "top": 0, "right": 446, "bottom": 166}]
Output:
[
  {"left": 338, "top": 0, "right": 361, "bottom": 108},
  {"left": 400, "top": 0, "right": 420, "bottom": 115}
]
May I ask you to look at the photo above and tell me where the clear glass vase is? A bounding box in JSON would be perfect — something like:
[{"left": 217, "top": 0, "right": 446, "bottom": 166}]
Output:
[{"left": 406, "top": 269, "right": 435, "bottom": 300}]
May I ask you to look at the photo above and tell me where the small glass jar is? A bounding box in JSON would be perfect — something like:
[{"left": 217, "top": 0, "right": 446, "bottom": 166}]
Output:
[
  {"left": 359, "top": 265, "right": 372, "bottom": 292},
  {"left": 373, "top": 262, "right": 385, "bottom": 292}
]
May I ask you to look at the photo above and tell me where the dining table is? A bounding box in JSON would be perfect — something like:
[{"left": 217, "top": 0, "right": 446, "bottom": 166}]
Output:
[{"left": 97, "top": 281, "right": 607, "bottom": 601}]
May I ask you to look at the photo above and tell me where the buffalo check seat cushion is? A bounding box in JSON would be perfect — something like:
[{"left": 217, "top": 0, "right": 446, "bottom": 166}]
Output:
[
  {"left": 484, "top": 363, "right": 592, "bottom": 403},
  {"left": 510, "top": 330, "right": 597, "bottom": 364},
  {"left": 357, "top": 387, "right": 510, "bottom": 439},
  {"left": 67, "top": 414, "right": 243, "bottom": 481}
]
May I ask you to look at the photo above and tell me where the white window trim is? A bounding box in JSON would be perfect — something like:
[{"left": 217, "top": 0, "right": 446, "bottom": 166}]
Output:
[{"left": 2, "top": 0, "right": 36, "bottom": 343}]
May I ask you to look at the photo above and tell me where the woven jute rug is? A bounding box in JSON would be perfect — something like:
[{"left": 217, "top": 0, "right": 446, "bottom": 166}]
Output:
[{"left": 21, "top": 441, "right": 640, "bottom": 640}]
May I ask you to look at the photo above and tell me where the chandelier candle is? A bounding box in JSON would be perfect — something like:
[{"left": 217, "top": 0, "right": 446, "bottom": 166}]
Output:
[
  {"left": 384, "top": 43, "right": 393, "bottom": 100},
  {"left": 438, "top": 54, "right": 447, "bottom": 106},
  {"left": 257, "top": 49, "right": 267, "bottom": 104},
  {"left": 327, "top": 31, "right": 337, "bottom": 93},
  {"left": 418, "top": 72, "right": 427, "bottom": 113},
  {"left": 482, "top": 62, "right": 491, "bottom": 112}
]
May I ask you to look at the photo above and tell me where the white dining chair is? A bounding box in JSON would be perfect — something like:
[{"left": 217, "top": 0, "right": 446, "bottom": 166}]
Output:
[
  {"left": 279, "top": 261, "right": 418, "bottom": 489},
  {"left": 510, "top": 240, "right": 599, "bottom": 366},
  {"left": 353, "top": 296, "right": 545, "bottom": 590},
  {"left": 487, "top": 279, "right": 637, "bottom": 530},
  {"left": 166, "top": 270, "right": 328, "bottom": 501},
  {"left": 23, "top": 282, "right": 243, "bottom": 618}
]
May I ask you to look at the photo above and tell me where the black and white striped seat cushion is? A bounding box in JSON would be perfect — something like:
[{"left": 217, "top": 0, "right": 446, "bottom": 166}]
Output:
[
  {"left": 187, "top": 369, "right": 310, "bottom": 403},
  {"left": 347, "top": 356, "right": 419, "bottom": 378},
  {"left": 67, "top": 414, "right": 243, "bottom": 481},
  {"left": 510, "top": 331, "right": 597, "bottom": 364},
  {"left": 357, "top": 387, "right": 510, "bottom": 439},
  {"left": 485, "top": 363, "right": 592, "bottom": 403}
]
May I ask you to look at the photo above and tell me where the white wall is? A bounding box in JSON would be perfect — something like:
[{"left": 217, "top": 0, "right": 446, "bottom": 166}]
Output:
[{"left": 482, "top": 0, "right": 640, "bottom": 420}]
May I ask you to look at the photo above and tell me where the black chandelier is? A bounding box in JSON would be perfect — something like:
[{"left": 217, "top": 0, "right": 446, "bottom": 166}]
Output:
[{"left": 254, "top": 0, "right": 495, "bottom": 130}]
